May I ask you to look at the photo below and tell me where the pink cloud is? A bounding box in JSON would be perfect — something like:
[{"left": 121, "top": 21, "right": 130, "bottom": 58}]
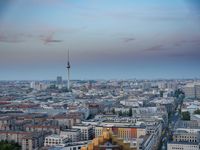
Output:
[
  {"left": 40, "top": 32, "right": 62, "bottom": 44},
  {"left": 122, "top": 37, "right": 135, "bottom": 43},
  {"left": 0, "top": 32, "right": 25, "bottom": 43}
]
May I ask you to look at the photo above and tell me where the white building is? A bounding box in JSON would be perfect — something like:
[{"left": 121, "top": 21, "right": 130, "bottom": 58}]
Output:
[
  {"left": 120, "top": 99, "right": 141, "bottom": 107},
  {"left": 137, "top": 134, "right": 154, "bottom": 150},
  {"left": 168, "top": 120, "right": 200, "bottom": 150},
  {"left": 168, "top": 142, "right": 200, "bottom": 150},
  {"left": 44, "top": 134, "right": 67, "bottom": 147},
  {"left": 182, "top": 101, "right": 200, "bottom": 114},
  {"left": 30, "top": 81, "right": 48, "bottom": 91},
  {"left": 72, "top": 124, "right": 93, "bottom": 141},
  {"left": 60, "top": 129, "right": 80, "bottom": 142},
  {"left": 51, "top": 141, "right": 91, "bottom": 150}
]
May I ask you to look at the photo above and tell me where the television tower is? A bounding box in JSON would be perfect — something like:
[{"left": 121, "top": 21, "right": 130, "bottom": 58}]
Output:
[{"left": 67, "top": 49, "right": 71, "bottom": 91}]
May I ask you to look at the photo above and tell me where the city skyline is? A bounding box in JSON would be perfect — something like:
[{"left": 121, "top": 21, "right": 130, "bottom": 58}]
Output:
[{"left": 0, "top": 0, "right": 200, "bottom": 80}]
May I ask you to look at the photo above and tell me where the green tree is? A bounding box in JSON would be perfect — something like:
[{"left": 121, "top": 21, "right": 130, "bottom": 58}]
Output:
[
  {"left": 160, "top": 91, "right": 164, "bottom": 97},
  {"left": 122, "top": 111, "right": 127, "bottom": 116},
  {"left": 181, "top": 111, "right": 190, "bottom": 120},
  {"left": 174, "top": 89, "right": 185, "bottom": 99},
  {"left": 49, "top": 84, "right": 57, "bottom": 89},
  {"left": 118, "top": 110, "right": 123, "bottom": 116},
  {"left": 0, "top": 141, "right": 20, "bottom": 150},
  {"left": 128, "top": 108, "right": 132, "bottom": 117},
  {"left": 194, "top": 109, "right": 200, "bottom": 115},
  {"left": 168, "top": 112, "right": 171, "bottom": 118},
  {"left": 111, "top": 108, "right": 116, "bottom": 115}
]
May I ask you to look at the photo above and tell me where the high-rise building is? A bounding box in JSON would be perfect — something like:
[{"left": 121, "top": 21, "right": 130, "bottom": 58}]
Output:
[
  {"left": 56, "top": 76, "right": 62, "bottom": 85},
  {"left": 195, "top": 84, "right": 200, "bottom": 99},
  {"left": 30, "top": 81, "right": 47, "bottom": 91},
  {"left": 183, "top": 83, "right": 196, "bottom": 98},
  {"left": 183, "top": 83, "right": 200, "bottom": 99}
]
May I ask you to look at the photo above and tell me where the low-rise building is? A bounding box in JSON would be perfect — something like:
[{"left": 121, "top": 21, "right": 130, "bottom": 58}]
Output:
[
  {"left": 44, "top": 134, "right": 67, "bottom": 147},
  {"left": 81, "top": 127, "right": 154, "bottom": 150},
  {"left": 72, "top": 124, "right": 93, "bottom": 141},
  {"left": 22, "top": 132, "right": 48, "bottom": 150},
  {"left": 0, "top": 131, "right": 31, "bottom": 145},
  {"left": 50, "top": 141, "right": 89, "bottom": 150},
  {"left": 168, "top": 120, "right": 200, "bottom": 150},
  {"left": 95, "top": 125, "right": 146, "bottom": 139},
  {"left": 60, "top": 129, "right": 81, "bottom": 142},
  {"left": 173, "top": 130, "right": 200, "bottom": 143},
  {"left": 168, "top": 142, "right": 200, "bottom": 150},
  {"left": 25, "top": 125, "right": 60, "bottom": 134}
]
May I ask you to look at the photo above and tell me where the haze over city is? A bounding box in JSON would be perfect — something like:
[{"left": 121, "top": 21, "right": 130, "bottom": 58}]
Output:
[
  {"left": 0, "top": 0, "right": 200, "bottom": 80},
  {"left": 1, "top": 1, "right": 200, "bottom": 150}
]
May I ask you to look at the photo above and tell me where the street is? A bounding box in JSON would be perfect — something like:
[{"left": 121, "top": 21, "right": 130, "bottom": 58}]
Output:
[{"left": 160, "top": 110, "right": 181, "bottom": 150}]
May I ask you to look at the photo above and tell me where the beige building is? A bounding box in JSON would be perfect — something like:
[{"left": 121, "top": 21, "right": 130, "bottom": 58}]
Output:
[
  {"left": 183, "top": 83, "right": 200, "bottom": 99},
  {"left": 95, "top": 125, "right": 146, "bottom": 140},
  {"left": 81, "top": 128, "right": 154, "bottom": 150},
  {"left": 22, "top": 132, "right": 48, "bottom": 150},
  {"left": 25, "top": 125, "right": 60, "bottom": 134},
  {"left": 173, "top": 131, "right": 200, "bottom": 143},
  {"left": 0, "top": 131, "right": 49, "bottom": 149},
  {"left": 49, "top": 113, "right": 81, "bottom": 128},
  {"left": 168, "top": 120, "right": 200, "bottom": 150},
  {"left": 0, "top": 131, "right": 30, "bottom": 145},
  {"left": 196, "top": 84, "right": 200, "bottom": 99}
]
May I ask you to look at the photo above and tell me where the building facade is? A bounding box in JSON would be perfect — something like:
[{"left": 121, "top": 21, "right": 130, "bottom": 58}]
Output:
[
  {"left": 168, "top": 142, "right": 200, "bottom": 150},
  {"left": 60, "top": 129, "right": 81, "bottom": 142},
  {"left": 72, "top": 125, "right": 93, "bottom": 141},
  {"left": 44, "top": 134, "right": 67, "bottom": 147}
]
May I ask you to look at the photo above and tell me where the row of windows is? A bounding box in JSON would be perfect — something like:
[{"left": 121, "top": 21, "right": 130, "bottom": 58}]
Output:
[
  {"left": 176, "top": 139, "right": 197, "bottom": 143},
  {"left": 170, "top": 145, "right": 198, "bottom": 150},
  {"left": 69, "top": 146, "right": 81, "bottom": 150},
  {"left": 175, "top": 135, "right": 197, "bottom": 139},
  {"left": 45, "top": 142, "right": 62, "bottom": 144},
  {"left": 45, "top": 139, "right": 62, "bottom": 142}
]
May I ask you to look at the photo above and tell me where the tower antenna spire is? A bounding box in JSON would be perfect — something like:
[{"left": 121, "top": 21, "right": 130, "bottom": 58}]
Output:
[
  {"left": 68, "top": 49, "right": 70, "bottom": 63},
  {"left": 67, "top": 49, "right": 71, "bottom": 91}
]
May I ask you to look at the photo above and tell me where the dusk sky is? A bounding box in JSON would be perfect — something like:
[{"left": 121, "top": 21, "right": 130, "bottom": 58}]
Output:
[{"left": 0, "top": 0, "right": 200, "bottom": 80}]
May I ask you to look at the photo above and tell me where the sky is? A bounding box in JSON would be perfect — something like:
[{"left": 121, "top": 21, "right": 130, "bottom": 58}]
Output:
[{"left": 0, "top": 0, "right": 200, "bottom": 80}]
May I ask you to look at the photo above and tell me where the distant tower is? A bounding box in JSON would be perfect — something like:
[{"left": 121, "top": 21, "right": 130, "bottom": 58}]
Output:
[{"left": 67, "top": 50, "right": 71, "bottom": 91}]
